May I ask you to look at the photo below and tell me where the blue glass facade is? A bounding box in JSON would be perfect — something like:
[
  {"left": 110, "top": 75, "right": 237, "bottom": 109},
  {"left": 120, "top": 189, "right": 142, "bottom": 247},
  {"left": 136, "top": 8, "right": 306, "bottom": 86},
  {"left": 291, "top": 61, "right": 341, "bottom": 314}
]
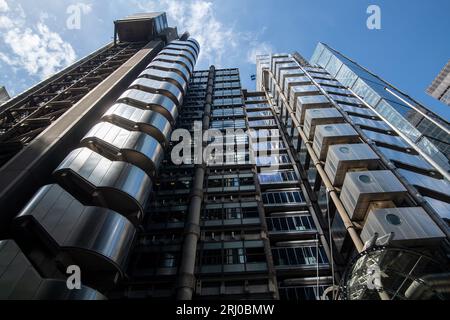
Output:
[{"left": 310, "top": 43, "right": 450, "bottom": 173}]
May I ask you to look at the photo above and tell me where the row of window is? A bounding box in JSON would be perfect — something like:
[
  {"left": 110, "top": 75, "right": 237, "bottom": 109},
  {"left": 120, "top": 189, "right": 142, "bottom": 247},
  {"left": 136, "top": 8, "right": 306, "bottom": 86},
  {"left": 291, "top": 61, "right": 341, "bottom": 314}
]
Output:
[
  {"left": 213, "top": 97, "right": 244, "bottom": 106},
  {"left": 267, "top": 215, "right": 315, "bottom": 232},
  {"left": 208, "top": 175, "right": 254, "bottom": 189},
  {"left": 200, "top": 247, "right": 266, "bottom": 265},
  {"left": 258, "top": 170, "right": 298, "bottom": 184},
  {"left": 272, "top": 246, "right": 328, "bottom": 266},
  {"left": 203, "top": 205, "right": 259, "bottom": 221},
  {"left": 262, "top": 190, "right": 305, "bottom": 205},
  {"left": 212, "top": 107, "right": 245, "bottom": 117},
  {"left": 211, "top": 119, "right": 247, "bottom": 129}
]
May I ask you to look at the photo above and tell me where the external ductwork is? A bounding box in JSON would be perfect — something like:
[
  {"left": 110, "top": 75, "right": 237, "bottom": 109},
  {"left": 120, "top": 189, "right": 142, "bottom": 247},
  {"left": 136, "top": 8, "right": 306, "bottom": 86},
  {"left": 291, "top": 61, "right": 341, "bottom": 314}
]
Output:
[
  {"left": 117, "top": 89, "right": 179, "bottom": 124},
  {"left": 54, "top": 147, "right": 152, "bottom": 226},
  {"left": 3, "top": 36, "right": 199, "bottom": 299},
  {"left": 80, "top": 122, "right": 164, "bottom": 177},
  {"left": 102, "top": 103, "right": 173, "bottom": 148},
  {"left": 0, "top": 240, "right": 106, "bottom": 300},
  {"left": 13, "top": 184, "right": 136, "bottom": 284}
]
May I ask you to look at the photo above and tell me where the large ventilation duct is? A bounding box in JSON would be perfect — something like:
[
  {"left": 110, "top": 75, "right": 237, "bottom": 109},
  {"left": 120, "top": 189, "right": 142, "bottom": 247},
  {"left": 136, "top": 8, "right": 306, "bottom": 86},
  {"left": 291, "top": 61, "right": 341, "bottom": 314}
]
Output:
[
  {"left": 5, "top": 37, "right": 199, "bottom": 299},
  {"left": 13, "top": 184, "right": 136, "bottom": 286},
  {"left": 0, "top": 240, "right": 106, "bottom": 300}
]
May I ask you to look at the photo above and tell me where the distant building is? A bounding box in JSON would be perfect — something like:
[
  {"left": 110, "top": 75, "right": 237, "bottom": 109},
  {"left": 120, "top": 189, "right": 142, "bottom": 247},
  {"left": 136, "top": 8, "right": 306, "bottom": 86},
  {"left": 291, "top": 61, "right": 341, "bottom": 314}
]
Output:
[{"left": 427, "top": 60, "right": 450, "bottom": 106}]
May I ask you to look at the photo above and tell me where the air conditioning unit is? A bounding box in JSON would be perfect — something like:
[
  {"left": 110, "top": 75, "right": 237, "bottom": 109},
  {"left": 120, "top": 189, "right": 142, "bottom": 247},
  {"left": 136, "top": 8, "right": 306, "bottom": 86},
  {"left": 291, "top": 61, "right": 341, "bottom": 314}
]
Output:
[
  {"left": 361, "top": 207, "right": 446, "bottom": 247},
  {"left": 313, "top": 123, "right": 360, "bottom": 161},
  {"left": 340, "top": 170, "right": 407, "bottom": 222},
  {"left": 303, "top": 108, "right": 344, "bottom": 141},
  {"left": 324, "top": 143, "right": 380, "bottom": 187},
  {"left": 286, "top": 77, "right": 312, "bottom": 102},
  {"left": 295, "top": 95, "right": 331, "bottom": 124}
]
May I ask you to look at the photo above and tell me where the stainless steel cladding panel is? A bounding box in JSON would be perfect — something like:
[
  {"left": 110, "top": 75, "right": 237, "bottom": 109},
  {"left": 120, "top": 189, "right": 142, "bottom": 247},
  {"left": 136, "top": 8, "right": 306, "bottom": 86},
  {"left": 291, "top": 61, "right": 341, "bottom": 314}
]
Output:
[
  {"left": 102, "top": 103, "right": 172, "bottom": 147},
  {"left": 325, "top": 144, "right": 380, "bottom": 187},
  {"left": 129, "top": 77, "right": 184, "bottom": 106},
  {"left": 303, "top": 108, "right": 344, "bottom": 140},
  {"left": 171, "top": 40, "right": 199, "bottom": 56},
  {"left": 154, "top": 54, "right": 193, "bottom": 75},
  {"left": 14, "top": 184, "right": 136, "bottom": 278},
  {"left": 81, "top": 122, "right": 164, "bottom": 177},
  {"left": 165, "top": 44, "right": 198, "bottom": 61},
  {"left": 139, "top": 68, "right": 188, "bottom": 92},
  {"left": 340, "top": 170, "right": 408, "bottom": 222},
  {"left": 0, "top": 240, "right": 106, "bottom": 300},
  {"left": 313, "top": 123, "right": 360, "bottom": 161},
  {"left": 118, "top": 89, "right": 178, "bottom": 124},
  {"left": 159, "top": 48, "right": 196, "bottom": 68},
  {"left": 146, "top": 60, "right": 190, "bottom": 82},
  {"left": 54, "top": 148, "right": 152, "bottom": 225},
  {"left": 361, "top": 207, "right": 446, "bottom": 247}
]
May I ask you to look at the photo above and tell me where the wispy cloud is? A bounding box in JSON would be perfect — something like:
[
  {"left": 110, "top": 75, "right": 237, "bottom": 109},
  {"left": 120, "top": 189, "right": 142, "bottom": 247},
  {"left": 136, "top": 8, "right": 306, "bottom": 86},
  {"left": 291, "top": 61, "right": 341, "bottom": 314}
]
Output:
[
  {"left": 0, "top": 0, "right": 76, "bottom": 80},
  {"left": 135, "top": 0, "right": 239, "bottom": 67},
  {"left": 247, "top": 41, "right": 274, "bottom": 64}
]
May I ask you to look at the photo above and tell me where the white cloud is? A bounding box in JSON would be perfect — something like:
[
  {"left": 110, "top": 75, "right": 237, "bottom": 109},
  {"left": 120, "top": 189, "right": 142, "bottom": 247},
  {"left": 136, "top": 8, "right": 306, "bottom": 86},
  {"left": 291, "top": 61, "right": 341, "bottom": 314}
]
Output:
[
  {"left": 135, "top": 0, "right": 238, "bottom": 67},
  {"left": 247, "top": 41, "right": 274, "bottom": 64},
  {"left": 0, "top": 1, "right": 77, "bottom": 79},
  {"left": 0, "top": 0, "right": 9, "bottom": 13}
]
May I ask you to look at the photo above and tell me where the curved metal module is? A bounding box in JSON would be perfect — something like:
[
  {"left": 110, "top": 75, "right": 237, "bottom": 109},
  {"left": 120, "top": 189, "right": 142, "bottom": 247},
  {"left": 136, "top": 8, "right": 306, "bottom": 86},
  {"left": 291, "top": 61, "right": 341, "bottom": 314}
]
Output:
[
  {"left": 54, "top": 148, "right": 152, "bottom": 226},
  {"left": 0, "top": 240, "right": 106, "bottom": 300},
  {"left": 81, "top": 122, "right": 164, "bottom": 177},
  {"left": 171, "top": 39, "right": 200, "bottom": 57},
  {"left": 159, "top": 49, "right": 196, "bottom": 69},
  {"left": 5, "top": 37, "right": 200, "bottom": 299},
  {"left": 146, "top": 60, "right": 190, "bottom": 82},
  {"left": 102, "top": 103, "right": 172, "bottom": 148},
  {"left": 154, "top": 54, "right": 194, "bottom": 75},
  {"left": 139, "top": 68, "right": 188, "bottom": 92},
  {"left": 165, "top": 44, "right": 198, "bottom": 61},
  {"left": 129, "top": 77, "right": 184, "bottom": 106},
  {"left": 14, "top": 184, "right": 136, "bottom": 283},
  {"left": 118, "top": 89, "right": 179, "bottom": 124}
]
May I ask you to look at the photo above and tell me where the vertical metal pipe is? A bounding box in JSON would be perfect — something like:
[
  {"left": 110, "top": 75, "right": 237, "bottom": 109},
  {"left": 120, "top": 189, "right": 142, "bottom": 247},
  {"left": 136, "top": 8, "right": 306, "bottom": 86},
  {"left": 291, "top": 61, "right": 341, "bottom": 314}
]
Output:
[{"left": 176, "top": 66, "right": 215, "bottom": 300}]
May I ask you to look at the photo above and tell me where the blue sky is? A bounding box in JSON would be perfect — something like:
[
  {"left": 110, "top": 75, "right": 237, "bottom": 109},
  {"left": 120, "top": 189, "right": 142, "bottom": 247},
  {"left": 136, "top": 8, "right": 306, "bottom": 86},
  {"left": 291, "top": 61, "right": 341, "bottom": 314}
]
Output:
[{"left": 0, "top": 0, "right": 449, "bottom": 120}]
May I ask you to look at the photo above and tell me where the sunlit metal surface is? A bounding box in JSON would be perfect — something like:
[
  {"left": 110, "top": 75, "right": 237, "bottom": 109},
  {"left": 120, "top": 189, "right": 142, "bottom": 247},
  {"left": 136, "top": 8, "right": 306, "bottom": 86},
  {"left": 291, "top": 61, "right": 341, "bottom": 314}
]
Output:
[
  {"left": 81, "top": 122, "right": 164, "bottom": 177},
  {"left": 154, "top": 54, "right": 193, "bottom": 76},
  {"left": 102, "top": 103, "right": 173, "bottom": 147},
  {"left": 15, "top": 184, "right": 136, "bottom": 278},
  {"left": 160, "top": 48, "right": 196, "bottom": 67},
  {"left": 146, "top": 60, "right": 190, "bottom": 82},
  {"left": 129, "top": 77, "right": 183, "bottom": 106},
  {"left": 54, "top": 148, "right": 152, "bottom": 225},
  {"left": 139, "top": 68, "right": 188, "bottom": 92},
  {"left": 117, "top": 88, "right": 178, "bottom": 124},
  {"left": 165, "top": 44, "right": 198, "bottom": 61}
]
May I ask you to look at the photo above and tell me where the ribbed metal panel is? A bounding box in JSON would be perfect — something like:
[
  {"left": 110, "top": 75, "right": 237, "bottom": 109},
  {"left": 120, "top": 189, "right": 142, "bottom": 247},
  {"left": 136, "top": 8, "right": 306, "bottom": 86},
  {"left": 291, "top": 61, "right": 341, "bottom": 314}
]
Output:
[{"left": 81, "top": 122, "right": 164, "bottom": 177}]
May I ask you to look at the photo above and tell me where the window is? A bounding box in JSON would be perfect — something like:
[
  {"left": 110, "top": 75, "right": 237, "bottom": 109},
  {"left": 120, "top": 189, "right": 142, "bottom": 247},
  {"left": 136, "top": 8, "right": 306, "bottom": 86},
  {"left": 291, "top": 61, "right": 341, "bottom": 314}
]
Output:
[
  {"left": 272, "top": 246, "right": 328, "bottom": 267},
  {"left": 258, "top": 170, "right": 297, "bottom": 184},
  {"left": 262, "top": 190, "right": 305, "bottom": 205},
  {"left": 267, "top": 215, "right": 315, "bottom": 232},
  {"left": 248, "top": 119, "right": 277, "bottom": 127},
  {"left": 211, "top": 119, "right": 246, "bottom": 129}
]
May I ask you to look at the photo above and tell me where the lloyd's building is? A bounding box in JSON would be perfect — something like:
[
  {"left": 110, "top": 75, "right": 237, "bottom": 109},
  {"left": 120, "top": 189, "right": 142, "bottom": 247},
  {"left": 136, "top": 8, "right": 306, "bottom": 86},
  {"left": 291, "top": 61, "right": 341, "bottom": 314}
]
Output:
[{"left": 0, "top": 12, "right": 449, "bottom": 300}]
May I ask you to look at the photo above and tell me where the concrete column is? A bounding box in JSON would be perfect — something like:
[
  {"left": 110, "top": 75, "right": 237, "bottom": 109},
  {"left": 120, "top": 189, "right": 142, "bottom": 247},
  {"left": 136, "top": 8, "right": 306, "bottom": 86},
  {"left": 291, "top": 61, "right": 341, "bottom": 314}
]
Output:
[{"left": 176, "top": 66, "right": 215, "bottom": 300}]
